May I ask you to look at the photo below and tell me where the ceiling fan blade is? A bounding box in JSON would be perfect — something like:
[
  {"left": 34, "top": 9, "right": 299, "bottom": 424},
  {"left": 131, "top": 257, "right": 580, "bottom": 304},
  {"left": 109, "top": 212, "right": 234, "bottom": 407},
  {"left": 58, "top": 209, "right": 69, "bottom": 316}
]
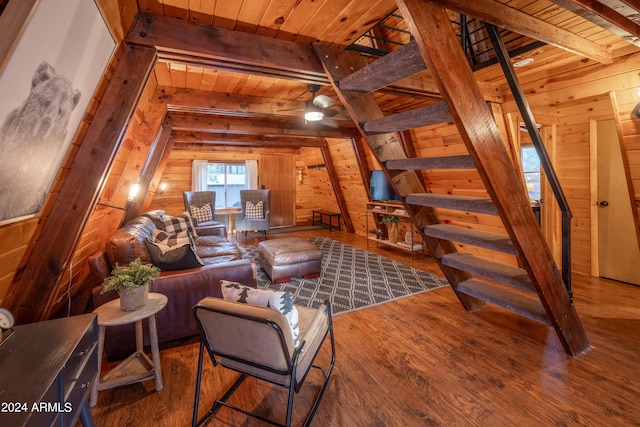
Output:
[
  {"left": 322, "top": 108, "right": 339, "bottom": 118},
  {"left": 319, "top": 118, "right": 338, "bottom": 128},
  {"left": 313, "top": 94, "right": 336, "bottom": 109}
]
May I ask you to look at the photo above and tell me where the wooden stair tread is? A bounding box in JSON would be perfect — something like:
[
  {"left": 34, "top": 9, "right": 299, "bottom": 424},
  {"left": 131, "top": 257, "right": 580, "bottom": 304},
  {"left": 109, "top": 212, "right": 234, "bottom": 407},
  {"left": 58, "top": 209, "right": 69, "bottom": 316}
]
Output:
[
  {"left": 405, "top": 193, "right": 498, "bottom": 215},
  {"left": 339, "top": 40, "right": 425, "bottom": 93},
  {"left": 440, "top": 252, "right": 534, "bottom": 292},
  {"left": 457, "top": 279, "right": 549, "bottom": 325},
  {"left": 363, "top": 102, "right": 451, "bottom": 134},
  {"left": 424, "top": 224, "right": 517, "bottom": 255},
  {"left": 386, "top": 155, "right": 475, "bottom": 171}
]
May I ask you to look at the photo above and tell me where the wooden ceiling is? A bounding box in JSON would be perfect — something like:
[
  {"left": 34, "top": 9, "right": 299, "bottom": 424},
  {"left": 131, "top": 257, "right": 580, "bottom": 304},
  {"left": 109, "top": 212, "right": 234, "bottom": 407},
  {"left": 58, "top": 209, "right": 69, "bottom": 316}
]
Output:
[{"left": 95, "top": 0, "right": 640, "bottom": 149}]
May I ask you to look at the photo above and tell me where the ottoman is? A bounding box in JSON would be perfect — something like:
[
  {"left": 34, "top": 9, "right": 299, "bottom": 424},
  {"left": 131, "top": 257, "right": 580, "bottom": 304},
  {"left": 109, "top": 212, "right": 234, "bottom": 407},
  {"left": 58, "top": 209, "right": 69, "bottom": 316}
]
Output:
[{"left": 258, "top": 238, "right": 322, "bottom": 284}]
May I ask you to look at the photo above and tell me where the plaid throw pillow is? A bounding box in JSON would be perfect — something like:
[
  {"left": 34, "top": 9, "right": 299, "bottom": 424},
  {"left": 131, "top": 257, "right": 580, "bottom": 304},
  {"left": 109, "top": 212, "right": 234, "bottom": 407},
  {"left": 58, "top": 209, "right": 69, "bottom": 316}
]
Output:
[
  {"left": 162, "top": 214, "right": 198, "bottom": 237},
  {"left": 189, "top": 203, "right": 213, "bottom": 224},
  {"left": 245, "top": 201, "right": 264, "bottom": 219},
  {"left": 151, "top": 229, "right": 189, "bottom": 252}
]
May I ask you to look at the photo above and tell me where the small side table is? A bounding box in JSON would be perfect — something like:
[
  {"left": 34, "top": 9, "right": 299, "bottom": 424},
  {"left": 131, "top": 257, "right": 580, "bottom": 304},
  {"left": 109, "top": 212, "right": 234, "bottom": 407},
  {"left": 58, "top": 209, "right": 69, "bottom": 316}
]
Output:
[{"left": 90, "top": 293, "right": 168, "bottom": 406}]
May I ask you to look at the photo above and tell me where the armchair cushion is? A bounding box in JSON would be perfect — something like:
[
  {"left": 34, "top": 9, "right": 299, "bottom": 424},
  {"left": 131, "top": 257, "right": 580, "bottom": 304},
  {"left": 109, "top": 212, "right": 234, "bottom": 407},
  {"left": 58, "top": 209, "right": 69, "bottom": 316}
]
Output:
[
  {"left": 220, "top": 280, "right": 300, "bottom": 347},
  {"left": 190, "top": 203, "right": 213, "bottom": 223},
  {"left": 245, "top": 201, "right": 264, "bottom": 219}
]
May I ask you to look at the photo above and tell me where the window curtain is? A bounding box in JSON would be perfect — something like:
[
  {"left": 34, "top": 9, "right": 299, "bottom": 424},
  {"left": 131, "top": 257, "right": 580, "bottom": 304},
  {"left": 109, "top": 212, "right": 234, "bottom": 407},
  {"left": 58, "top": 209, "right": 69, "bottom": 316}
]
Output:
[
  {"left": 245, "top": 160, "right": 258, "bottom": 190},
  {"left": 192, "top": 160, "right": 209, "bottom": 191}
]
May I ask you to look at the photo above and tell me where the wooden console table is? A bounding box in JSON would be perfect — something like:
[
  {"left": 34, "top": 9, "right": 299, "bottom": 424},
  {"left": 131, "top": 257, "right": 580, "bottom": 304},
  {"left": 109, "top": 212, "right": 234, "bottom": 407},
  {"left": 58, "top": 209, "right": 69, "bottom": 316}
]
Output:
[
  {"left": 90, "top": 293, "right": 167, "bottom": 406},
  {"left": 312, "top": 210, "right": 342, "bottom": 231},
  {"left": 0, "top": 314, "right": 98, "bottom": 427}
]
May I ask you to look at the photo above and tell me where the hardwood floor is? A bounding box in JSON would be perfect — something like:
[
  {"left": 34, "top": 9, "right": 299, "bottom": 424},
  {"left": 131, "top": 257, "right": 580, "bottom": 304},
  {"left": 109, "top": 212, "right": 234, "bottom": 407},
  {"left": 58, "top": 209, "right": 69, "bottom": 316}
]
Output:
[{"left": 89, "top": 229, "right": 640, "bottom": 426}]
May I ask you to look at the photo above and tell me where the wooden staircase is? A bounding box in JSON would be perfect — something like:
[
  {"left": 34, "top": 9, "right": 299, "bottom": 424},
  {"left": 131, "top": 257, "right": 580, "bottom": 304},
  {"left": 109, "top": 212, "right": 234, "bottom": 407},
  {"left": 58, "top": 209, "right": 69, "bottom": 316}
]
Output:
[{"left": 313, "top": 0, "right": 590, "bottom": 356}]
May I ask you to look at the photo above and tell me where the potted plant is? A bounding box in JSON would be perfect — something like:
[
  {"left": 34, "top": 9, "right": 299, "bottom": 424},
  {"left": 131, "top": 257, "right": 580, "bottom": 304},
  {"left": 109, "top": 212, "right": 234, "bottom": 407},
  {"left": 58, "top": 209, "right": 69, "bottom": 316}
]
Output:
[
  {"left": 101, "top": 258, "right": 160, "bottom": 311},
  {"left": 381, "top": 215, "right": 400, "bottom": 243}
]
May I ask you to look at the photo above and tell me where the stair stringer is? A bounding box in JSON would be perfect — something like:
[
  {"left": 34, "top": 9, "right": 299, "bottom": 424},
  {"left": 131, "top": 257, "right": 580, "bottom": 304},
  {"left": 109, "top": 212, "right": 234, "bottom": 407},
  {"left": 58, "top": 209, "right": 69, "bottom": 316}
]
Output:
[{"left": 397, "top": 0, "right": 590, "bottom": 356}]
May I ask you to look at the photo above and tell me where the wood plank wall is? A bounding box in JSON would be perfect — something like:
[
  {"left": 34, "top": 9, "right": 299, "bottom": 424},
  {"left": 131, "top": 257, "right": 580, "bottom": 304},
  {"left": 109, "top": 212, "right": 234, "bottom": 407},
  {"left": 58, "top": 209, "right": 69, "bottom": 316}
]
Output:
[{"left": 498, "top": 51, "right": 640, "bottom": 276}]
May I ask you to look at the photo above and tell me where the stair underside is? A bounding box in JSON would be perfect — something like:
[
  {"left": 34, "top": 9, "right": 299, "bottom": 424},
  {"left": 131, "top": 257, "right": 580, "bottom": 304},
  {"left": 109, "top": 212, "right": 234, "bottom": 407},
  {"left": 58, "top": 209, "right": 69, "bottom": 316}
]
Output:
[
  {"left": 457, "top": 279, "right": 549, "bottom": 325},
  {"left": 440, "top": 252, "right": 534, "bottom": 292},
  {"left": 386, "top": 155, "right": 475, "bottom": 170},
  {"left": 406, "top": 193, "right": 498, "bottom": 216},
  {"left": 424, "top": 224, "right": 517, "bottom": 255},
  {"left": 364, "top": 102, "right": 451, "bottom": 134}
]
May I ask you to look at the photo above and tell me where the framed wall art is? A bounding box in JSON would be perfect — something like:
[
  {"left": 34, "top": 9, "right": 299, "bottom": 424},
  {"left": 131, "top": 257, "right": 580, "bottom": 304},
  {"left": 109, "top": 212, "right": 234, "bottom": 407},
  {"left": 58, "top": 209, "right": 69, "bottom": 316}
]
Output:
[{"left": 0, "top": 0, "right": 115, "bottom": 224}]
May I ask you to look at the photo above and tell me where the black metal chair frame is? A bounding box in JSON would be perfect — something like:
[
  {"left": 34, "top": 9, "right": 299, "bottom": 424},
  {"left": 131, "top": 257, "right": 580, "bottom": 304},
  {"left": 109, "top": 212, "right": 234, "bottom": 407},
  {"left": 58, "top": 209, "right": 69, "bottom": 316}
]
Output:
[{"left": 192, "top": 300, "right": 336, "bottom": 427}]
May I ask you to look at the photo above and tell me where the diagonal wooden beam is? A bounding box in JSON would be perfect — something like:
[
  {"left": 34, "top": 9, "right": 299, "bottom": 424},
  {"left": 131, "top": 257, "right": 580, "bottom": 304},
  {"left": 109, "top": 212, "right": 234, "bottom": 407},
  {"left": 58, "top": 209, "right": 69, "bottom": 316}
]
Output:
[
  {"left": 428, "top": 0, "right": 613, "bottom": 64},
  {"left": 547, "top": 0, "right": 640, "bottom": 47},
  {"left": 125, "top": 119, "right": 173, "bottom": 223},
  {"left": 320, "top": 146, "right": 355, "bottom": 233}
]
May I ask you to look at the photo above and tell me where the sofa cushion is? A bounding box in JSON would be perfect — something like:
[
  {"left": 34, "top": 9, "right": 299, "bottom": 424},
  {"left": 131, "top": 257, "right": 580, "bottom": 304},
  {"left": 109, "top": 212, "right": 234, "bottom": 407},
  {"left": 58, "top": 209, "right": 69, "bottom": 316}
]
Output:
[
  {"left": 196, "top": 235, "right": 243, "bottom": 260},
  {"left": 221, "top": 280, "right": 300, "bottom": 347},
  {"left": 189, "top": 203, "right": 213, "bottom": 224}
]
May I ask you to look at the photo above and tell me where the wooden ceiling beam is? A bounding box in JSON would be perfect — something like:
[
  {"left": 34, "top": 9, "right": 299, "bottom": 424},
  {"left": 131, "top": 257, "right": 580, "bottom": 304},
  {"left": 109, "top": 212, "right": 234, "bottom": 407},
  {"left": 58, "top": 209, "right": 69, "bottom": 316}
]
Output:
[
  {"left": 127, "top": 12, "right": 329, "bottom": 85},
  {"left": 171, "top": 131, "right": 327, "bottom": 148},
  {"left": 168, "top": 114, "right": 356, "bottom": 139},
  {"left": 133, "top": 15, "right": 489, "bottom": 102},
  {"left": 428, "top": 0, "right": 613, "bottom": 64},
  {"left": 547, "top": 0, "right": 640, "bottom": 47}
]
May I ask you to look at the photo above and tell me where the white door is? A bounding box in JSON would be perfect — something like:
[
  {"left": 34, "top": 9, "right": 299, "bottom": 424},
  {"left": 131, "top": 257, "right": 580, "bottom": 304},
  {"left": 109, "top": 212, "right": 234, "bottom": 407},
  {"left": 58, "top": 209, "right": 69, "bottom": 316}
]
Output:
[{"left": 597, "top": 120, "right": 640, "bottom": 285}]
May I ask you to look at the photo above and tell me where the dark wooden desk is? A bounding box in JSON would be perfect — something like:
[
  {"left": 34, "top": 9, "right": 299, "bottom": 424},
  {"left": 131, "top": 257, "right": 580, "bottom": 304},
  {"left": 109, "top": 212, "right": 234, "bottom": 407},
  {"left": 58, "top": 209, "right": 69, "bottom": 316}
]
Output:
[
  {"left": 312, "top": 210, "right": 342, "bottom": 231},
  {"left": 0, "top": 314, "right": 98, "bottom": 427}
]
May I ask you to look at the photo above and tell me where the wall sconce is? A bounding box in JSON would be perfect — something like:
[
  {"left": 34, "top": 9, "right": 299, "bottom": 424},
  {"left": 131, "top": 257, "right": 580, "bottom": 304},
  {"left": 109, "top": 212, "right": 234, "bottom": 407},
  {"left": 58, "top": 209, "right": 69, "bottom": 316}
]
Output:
[
  {"left": 97, "top": 182, "right": 142, "bottom": 211},
  {"left": 633, "top": 103, "right": 640, "bottom": 119},
  {"left": 125, "top": 183, "right": 141, "bottom": 209},
  {"left": 151, "top": 182, "right": 167, "bottom": 195},
  {"left": 298, "top": 169, "right": 303, "bottom": 183}
]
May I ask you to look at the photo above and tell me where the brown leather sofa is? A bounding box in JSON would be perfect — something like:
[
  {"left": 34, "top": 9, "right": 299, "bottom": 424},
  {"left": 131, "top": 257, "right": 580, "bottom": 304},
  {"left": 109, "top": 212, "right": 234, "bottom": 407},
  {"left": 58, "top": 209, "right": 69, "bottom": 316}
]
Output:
[{"left": 90, "top": 210, "right": 256, "bottom": 359}]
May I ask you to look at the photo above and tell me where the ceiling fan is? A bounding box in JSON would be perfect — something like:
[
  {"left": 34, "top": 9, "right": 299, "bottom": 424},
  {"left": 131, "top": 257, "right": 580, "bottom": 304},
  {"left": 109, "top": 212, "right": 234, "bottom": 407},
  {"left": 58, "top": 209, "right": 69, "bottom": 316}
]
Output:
[{"left": 280, "top": 84, "right": 340, "bottom": 127}]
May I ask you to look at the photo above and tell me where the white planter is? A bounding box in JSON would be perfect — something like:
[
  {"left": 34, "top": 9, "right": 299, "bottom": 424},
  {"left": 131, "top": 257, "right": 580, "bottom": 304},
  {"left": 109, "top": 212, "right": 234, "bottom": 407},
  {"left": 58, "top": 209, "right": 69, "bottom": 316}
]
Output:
[{"left": 119, "top": 285, "right": 149, "bottom": 312}]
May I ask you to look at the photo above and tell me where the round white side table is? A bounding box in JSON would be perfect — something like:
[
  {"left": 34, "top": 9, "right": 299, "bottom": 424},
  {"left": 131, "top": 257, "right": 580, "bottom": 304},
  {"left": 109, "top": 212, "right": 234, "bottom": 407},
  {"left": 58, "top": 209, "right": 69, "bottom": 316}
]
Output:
[{"left": 90, "top": 292, "right": 168, "bottom": 406}]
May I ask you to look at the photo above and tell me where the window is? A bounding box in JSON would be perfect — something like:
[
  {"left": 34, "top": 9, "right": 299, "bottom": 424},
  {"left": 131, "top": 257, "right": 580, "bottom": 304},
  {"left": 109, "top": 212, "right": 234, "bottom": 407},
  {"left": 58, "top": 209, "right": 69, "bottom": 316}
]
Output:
[
  {"left": 207, "top": 163, "right": 246, "bottom": 208},
  {"left": 521, "top": 146, "right": 540, "bottom": 201}
]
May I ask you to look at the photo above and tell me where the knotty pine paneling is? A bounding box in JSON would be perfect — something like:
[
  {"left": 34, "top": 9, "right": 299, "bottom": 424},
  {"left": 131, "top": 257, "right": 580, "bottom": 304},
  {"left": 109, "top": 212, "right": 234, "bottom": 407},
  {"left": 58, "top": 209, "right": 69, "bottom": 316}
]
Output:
[
  {"left": 295, "top": 148, "right": 320, "bottom": 225},
  {"left": 326, "top": 138, "right": 368, "bottom": 235}
]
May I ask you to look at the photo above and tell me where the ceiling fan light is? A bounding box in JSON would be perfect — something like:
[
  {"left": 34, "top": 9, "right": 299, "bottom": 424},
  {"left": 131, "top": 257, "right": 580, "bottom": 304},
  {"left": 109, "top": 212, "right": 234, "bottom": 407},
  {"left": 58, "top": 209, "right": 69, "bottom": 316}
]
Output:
[{"left": 304, "top": 100, "right": 323, "bottom": 121}]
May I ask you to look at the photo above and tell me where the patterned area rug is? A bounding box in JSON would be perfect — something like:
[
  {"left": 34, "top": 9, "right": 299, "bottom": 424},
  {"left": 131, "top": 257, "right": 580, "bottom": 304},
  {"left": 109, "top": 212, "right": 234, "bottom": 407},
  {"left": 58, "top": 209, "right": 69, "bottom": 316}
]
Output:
[{"left": 241, "top": 237, "right": 448, "bottom": 315}]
